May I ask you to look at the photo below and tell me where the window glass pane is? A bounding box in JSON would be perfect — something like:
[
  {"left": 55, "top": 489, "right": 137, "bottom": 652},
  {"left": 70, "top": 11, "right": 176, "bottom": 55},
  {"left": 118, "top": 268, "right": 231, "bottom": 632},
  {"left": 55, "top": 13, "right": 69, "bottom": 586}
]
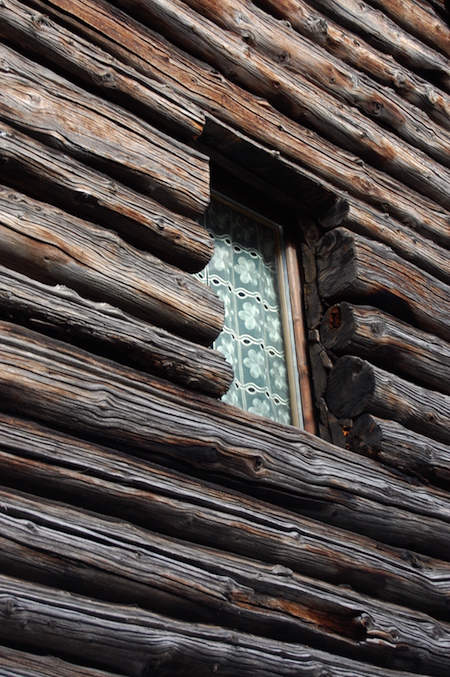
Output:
[{"left": 197, "top": 197, "right": 295, "bottom": 425}]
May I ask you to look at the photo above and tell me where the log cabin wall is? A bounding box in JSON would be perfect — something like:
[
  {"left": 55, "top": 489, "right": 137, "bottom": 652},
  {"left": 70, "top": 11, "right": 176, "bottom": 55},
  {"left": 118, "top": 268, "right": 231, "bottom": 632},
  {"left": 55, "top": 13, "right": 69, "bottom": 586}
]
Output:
[{"left": 0, "top": 0, "right": 449, "bottom": 675}]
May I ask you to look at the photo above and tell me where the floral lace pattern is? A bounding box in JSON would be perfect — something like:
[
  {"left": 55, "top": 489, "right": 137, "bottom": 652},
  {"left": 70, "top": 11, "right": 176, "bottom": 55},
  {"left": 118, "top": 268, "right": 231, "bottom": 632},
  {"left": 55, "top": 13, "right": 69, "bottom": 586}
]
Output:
[{"left": 197, "top": 199, "right": 292, "bottom": 424}]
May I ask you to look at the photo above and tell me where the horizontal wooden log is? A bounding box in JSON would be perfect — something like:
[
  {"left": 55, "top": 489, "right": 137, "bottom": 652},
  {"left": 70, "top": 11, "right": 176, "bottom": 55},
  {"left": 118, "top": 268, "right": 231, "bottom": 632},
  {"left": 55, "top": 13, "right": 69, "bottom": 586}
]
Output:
[
  {"left": 0, "top": 575, "right": 426, "bottom": 677},
  {"left": 1, "top": 487, "right": 449, "bottom": 674},
  {"left": 33, "top": 0, "right": 450, "bottom": 247},
  {"left": 116, "top": 0, "right": 450, "bottom": 210},
  {"left": 326, "top": 356, "right": 450, "bottom": 445},
  {"left": 317, "top": 198, "right": 450, "bottom": 285},
  {"left": 0, "top": 186, "right": 223, "bottom": 344},
  {"left": 1, "top": 414, "right": 450, "bottom": 621},
  {"left": 0, "top": 264, "right": 232, "bottom": 397},
  {"left": 0, "top": 121, "right": 213, "bottom": 272},
  {"left": 349, "top": 414, "right": 450, "bottom": 491},
  {"left": 257, "top": 0, "right": 450, "bottom": 129},
  {"left": 320, "top": 303, "right": 450, "bottom": 395},
  {"left": 307, "top": 0, "right": 450, "bottom": 86},
  {"left": 3, "top": 323, "right": 450, "bottom": 558},
  {"left": 0, "top": 645, "right": 122, "bottom": 677},
  {"left": 0, "top": 42, "right": 209, "bottom": 217},
  {"left": 316, "top": 228, "right": 450, "bottom": 343},
  {"left": 361, "top": 0, "right": 450, "bottom": 58},
  {"left": 183, "top": 0, "right": 450, "bottom": 170},
  {"left": 0, "top": 0, "right": 205, "bottom": 140}
]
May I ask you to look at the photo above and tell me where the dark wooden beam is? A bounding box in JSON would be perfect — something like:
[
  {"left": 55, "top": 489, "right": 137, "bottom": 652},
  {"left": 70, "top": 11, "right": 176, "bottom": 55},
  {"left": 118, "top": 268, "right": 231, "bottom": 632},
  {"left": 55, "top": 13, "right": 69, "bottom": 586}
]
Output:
[
  {"left": 0, "top": 645, "right": 123, "bottom": 677},
  {"left": 1, "top": 414, "right": 449, "bottom": 620},
  {"left": 321, "top": 303, "right": 450, "bottom": 395},
  {"left": 326, "top": 355, "right": 450, "bottom": 445},
  {"left": 349, "top": 414, "right": 450, "bottom": 491},
  {"left": 0, "top": 574, "right": 433, "bottom": 677},
  {"left": 0, "top": 186, "right": 223, "bottom": 345},
  {"left": 1, "top": 322, "right": 450, "bottom": 558},
  {"left": 317, "top": 228, "right": 450, "bottom": 343},
  {"left": 0, "top": 42, "right": 209, "bottom": 217}
]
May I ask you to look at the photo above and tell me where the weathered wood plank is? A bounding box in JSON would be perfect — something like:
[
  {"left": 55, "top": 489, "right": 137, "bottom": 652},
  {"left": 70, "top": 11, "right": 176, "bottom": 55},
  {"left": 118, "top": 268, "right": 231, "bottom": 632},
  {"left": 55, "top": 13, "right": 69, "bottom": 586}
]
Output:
[
  {"left": 183, "top": 0, "right": 450, "bottom": 169},
  {"left": 306, "top": 0, "right": 450, "bottom": 85},
  {"left": 0, "top": 122, "right": 213, "bottom": 272},
  {"left": 0, "top": 42, "right": 209, "bottom": 217},
  {"left": 29, "top": 0, "right": 450, "bottom": 247},
  {"left": 0, "top": 645, "right": 122, "bottom": 677},
  {"left": 1, "top": 486, "right": 449, "bottom": 674},
  {"left": 0, "top": 0, "right": 205, "bottom": 139},
  {"left": 115, "top": 0, "right": 450, "bottom": 210},
  {"left": 257, "top": 0, "right": 450, "bottom": 129},
  {"left": 1, "top": 414, "right": 449, "bottom": 621},
  {"left": 317, "top": 199, "right": 450, "bottom": 286},
  {"left": 0, "top": 186, "right": 223, "bottom": 344},
  {"left": 362, "top": 0, "right": 450, "bottom": 57},
  {"left": 321, "top": 303, "right": 450, "bottom": 395},
  {"left": 2, "top": 323, "right": 450, "bottom": 558},
  {"left": 349, "top": 414, "right": 450, "bottom": 491},
  {"left": 0, "top": 264, "right": 232, "bottom": 396},
  {"left": 0, "top": 574, "right": 433, "bottom": 677},
  {"left": 326, "top": 355, "right": 450, "bottom": 445},
  {"left": 316, "top": 228, "right": 450, "bottom": 343}
]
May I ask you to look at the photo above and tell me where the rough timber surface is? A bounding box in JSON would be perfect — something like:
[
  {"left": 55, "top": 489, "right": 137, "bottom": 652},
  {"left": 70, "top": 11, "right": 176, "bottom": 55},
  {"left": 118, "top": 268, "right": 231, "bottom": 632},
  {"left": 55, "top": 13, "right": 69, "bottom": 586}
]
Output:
[
  {"left": 0, "top": 186, "right": 223, "bottom": 344},
  {"left": 0, "top": 42, "right": 209, "bottom": 217},
  {"left": 0, "top": 121, "right": 213, "bottom": 272},
  {"left": 0, "top": 574, "right": 432, "bottom": 677},
  {"left": 0, "top": 645, "right": 123, "bottom": 677},
  {"left": 27, "top": 0, "right": 450, "bottom": 247},
  {"left": 3, "top": 322, "right": 450, "bottom": 558}
]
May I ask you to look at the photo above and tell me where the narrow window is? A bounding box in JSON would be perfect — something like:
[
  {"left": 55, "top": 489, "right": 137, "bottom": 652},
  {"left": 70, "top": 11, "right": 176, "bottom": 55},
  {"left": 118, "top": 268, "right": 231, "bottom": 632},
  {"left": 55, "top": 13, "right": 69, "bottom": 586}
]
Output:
[{"left": 197, "top": 195, "right": 306, "bottom": 428}]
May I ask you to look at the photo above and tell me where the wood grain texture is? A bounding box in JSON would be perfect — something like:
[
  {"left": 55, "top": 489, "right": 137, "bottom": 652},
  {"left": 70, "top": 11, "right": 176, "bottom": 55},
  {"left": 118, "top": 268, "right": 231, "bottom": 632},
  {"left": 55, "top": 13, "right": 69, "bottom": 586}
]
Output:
[
  {"left": 115, "top": 0, "right": 450, "bottom": 210},
  {"left": 1, "top": 486, "right": 449, "bottom": 674},
  {"left": 30, "top": 0, "right": 450, "bottom": 247},
  {"left": 349, "top": 414, "right": 450, "bottom": 491},
  {"left": 257, "top": 0, "right": 450, "bottom": 129},
  {"left": 0, "top": 0, "right": 205, "bottom": 139},
  {"left": 326, "top": 355, "right": 450, "bottom": 445},
  {"left": 0, "top": 122, "right": 213, "bottom": 272},
  {"left": 307, "top": 0, "right": 450, "bottom": 85},
  {"left": 0, "top": 186, "right": 223, "bottom": 344},
  {"left": 2, "top": 414, "right": 450, "bottom": 621},
  {"left": 0, "top": 264, "right": 232, "bottom": 396},
  {"left": 182, "top": 0, "right": 450, "bottom": 169},
  {"left": 0, "top": 645, "right": 122, "bottom": 677},
  {"left": 321, "top": 303, "right": 450, "bottom": 395},
  {"left": 0, "top": 42, "right": 209, "bottom": 217},
  {"left": 2, "top": 322, "right": 450, "bottom": 558},
  {"left": 317, "top": 228, "right": 450, "bottom": 343},
  {"left": 0, "top": 574, "right": 432, "bottom": 677}
]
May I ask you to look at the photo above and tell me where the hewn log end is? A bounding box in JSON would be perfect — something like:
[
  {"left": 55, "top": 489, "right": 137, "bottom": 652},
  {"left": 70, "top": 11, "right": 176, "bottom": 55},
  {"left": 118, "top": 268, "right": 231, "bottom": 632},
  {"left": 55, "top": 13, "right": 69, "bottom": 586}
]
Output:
[
  {"left": 320, "top": 303, "right": 357, "bottom": 352},
  {"left": 326, "top": 355, "right": 375, "bottom": 419}
]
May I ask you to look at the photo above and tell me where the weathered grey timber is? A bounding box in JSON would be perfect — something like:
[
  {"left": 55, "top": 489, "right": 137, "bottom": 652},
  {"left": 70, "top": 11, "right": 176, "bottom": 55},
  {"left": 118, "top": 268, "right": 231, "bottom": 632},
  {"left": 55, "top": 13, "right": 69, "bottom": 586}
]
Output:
[
  {"left": 0, "top": 186, "right": 223, "bottom": 344},
  {"left": 326, "top": 356, "right": 450, "bottom": 445},
  {"left": 257, "top": 0, "right": 450, "bottom": 129},
  {"left": 0, "top": 646, "right": 122, "bottom": 677},
  {"left": 0, "top": 575, "right": 432, "bottom": 677},
  {"left": 1, "top": 486, "right": 449, "bottom": 674},
  {"left": 0, "top": 0, "right": 205, "bottom": 140},
  {"left": 3, "top": 323, "right": 450, "bottom": 558},
  {"left": 30, "top": 0, "right": 450, "bottom": 247},
  {"left": 349, "top": 415, "right": 450, "bottom": 491},
  {"left": 317, "top": 199, "right": 450, "bottom": 285},
  {"left": 0, "top": 122, "right": 213, "bottom": 272},
  {"left": 0, "top": 265, "right": 232, "bottom": 397},
  {"left": 2, "top": 414, "right": 450, "bottom": 620},
  {"left": 0, "top": 42, "right": 209, "bottom": 217},
  {"left": 316, "top": 228, "right": 450, "bottom": 343},
  {"left": 320, "top": 303, "right": 450, "bottom": 394},
  {"left": 182, "top": 0, "right": 450, "bottom": 169},
  {"left": 115, "top": 0, "right": 450, "bottom": 210},
  {"left": 307, "top": 0, "right": 450, "bottom": 83}
]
